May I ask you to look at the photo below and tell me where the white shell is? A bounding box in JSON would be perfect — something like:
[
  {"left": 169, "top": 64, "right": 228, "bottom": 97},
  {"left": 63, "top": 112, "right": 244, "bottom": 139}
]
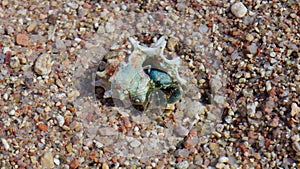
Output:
[{"left": 98, "top": 36, "right": 185, "bottom": 109}]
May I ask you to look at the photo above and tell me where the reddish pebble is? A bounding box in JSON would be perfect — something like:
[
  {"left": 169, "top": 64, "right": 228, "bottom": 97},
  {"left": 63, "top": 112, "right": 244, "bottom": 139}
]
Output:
[
  {"left": 176, "top": 157, "right": 183, "bottom": 162},
  {"left": 17, "top": 160, "right": 27, "bottom": 168},
  {"left": 37, "top": 123, "right": 48, "bottom": 132},
  {"left": 69, "top": 158, "right": 79, "bottom": 169},
  {"left": 240, "top": 144, "right": 248, "bottom": 152},
  {"left": 82, "top": 3, "right": 92, "bottom": 8},
  {"left": 4, "top": 51, "right": 11, "bottom": 64},
  {"left": 16, "top": 33, "right": 29, "bottom": 46},
  {"left": 123, "top": 117, "right": 132, "bottom": 128},
  {"left": 264, "top": 138, "right": 271, "bottom": 147},
  {"left": 227, "top": 46, "right": 234, "bottom": 54}
]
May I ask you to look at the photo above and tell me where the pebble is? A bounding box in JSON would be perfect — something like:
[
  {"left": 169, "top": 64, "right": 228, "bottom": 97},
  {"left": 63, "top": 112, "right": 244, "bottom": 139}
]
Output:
[
  {"left": 231, "top": 2, "right": 248, "bottom": 18},
  {"left": 37, "top": 123, "right": 48, "bottom": 132},
  {"left": 69, "top": 121, "right": 82, "bottom": 131},
  {"left": 99, "top": 127, "right": 116, "bottom": 136},
  {"left": 10, "top": 56, "right": 20, "bottom": 68},
  {"left": 199, "top": 24, "right": 209, "bottom": 34},
  {"left": 269, "top": 116, "right": 279, "bottom": 127},
  {"left": 34, "top": 53, "right": 52, "bottom": 75},
  {"left": 2, "top": 0, "right": 8, "bottom": 6},
  {"left": 130, "top": 139, "right": 141, "bottom": 148},
  {"left": 218, "top": 156, "right": 229, "bottom": 163},
  {"left": 3, "top": 46, "right": 11, "bottom": 54},
  {"left": 167, "top": 37, "right": 179, "bottom": 51},
  {"left": 93, "top": 140, "right": 104, "bottom": 148},
  {"left": 31, "top": 156, "right": 37, "bottom": 164},
  {"left": 70, "top": 158, "right": 79, "bottom": 169},
  {"left": 3, "top": 93, "right": 9, "bottom": 100},
  {"left": 66, "top": 143, "right": 73, "bottom": 153},
  {"left": 1, "top": 138, "right": 10, "bottom": 150},
  {"left": 41, "top": 150, "right": 55, "bottom": 169},
  {"left": 247, "top": 43, "right": 258, "bottom": 54},
  {"left": 266, "top": 81, "right": 272, "bottom": 92},
  {"left": 102, "top": 163, "right": 109, "bottom": 169},
  {"left": 247, "top": 102, "right": 258, "bottom": 117},
  {"left": 176, "top": 160, "right": 189, "bottom": 169},
  {"left": 53, "top": 158, "right": 60, "bottom": 165},
  {"left": 55, "top": 40, "right": 66, "bottom": 50},
  {"left": 47, "top": 14, "right": 57, "bottom": 24},
  {"left": 174, "top": 125, "right": 189, "bottom": 137},
  {"left": 56, "top": 114, "right": 65, "bottom": 127},
  {"left": 8, "top": 109, "right": 15, "bottom": 116},
  {"left": 16, "top": 33, "right": 29, "bottom": 46},
  {"left": 245, "top": 33, "right": 254, "bottom": 42},
  {"left": 216, "top": 163, "right": 226, "bottom": 169},
  {"left": 67, "top": 2, "right": 79, "bottom": 9},
  {"left": 27, "top": 22, "right": 38, "bottom": 32},
  {"left": 105, "top": 22, "right": 115, "bottom": 33},
  {"left": 291, "top": 103, "right": 300, "bottom": 117}
]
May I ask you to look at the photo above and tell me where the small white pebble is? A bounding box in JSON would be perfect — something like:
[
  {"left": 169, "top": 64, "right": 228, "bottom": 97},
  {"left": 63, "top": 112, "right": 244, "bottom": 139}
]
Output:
[
  {"left": 3, "top": 46, "right": 11, "bottom": 54},
  {"left": 56, "top": 115, "right": 65, "bottom": 127},
  {"left": 1, "top": 138, "right": 10, "bottom": 150},
  {"left": 291, "top": 103, "right": 300, "bottom": 117},
  {"left": 218, "top": 156, "right": 229, "bottom": 163},
  {"left": 74, "top": 37, "right": 82, "bottom": 42},
  {"left": 270, "top": 52, "right": 276, "bottom": 57},
  {"left": 93, "top": 140, "right": 103, "bottom": 148},
  {"left": 3, "top": 93, "right": 9, "bottom": 101},
  {"left": 266, "top": 81, "right": 272, "bottom": 92},
  {"left": 53, "top": 158, "right": 60, "bottom": 165},
  {"left": 8, "top": 110, "right": 15, "bottom": 116}
]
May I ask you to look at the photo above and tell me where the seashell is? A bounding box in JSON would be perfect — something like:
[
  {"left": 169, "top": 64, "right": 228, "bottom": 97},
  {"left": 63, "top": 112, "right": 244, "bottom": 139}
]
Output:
[{"left": 97, "top": 36, "right": 185, "bottom": 111}]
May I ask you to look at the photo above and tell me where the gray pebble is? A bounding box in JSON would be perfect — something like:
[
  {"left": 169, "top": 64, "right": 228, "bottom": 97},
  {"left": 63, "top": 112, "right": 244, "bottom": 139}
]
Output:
[
  {"left": 247, "top": 43, "right": 258, "bottom": 54},
  {"left": 176, "top": 160, "right": 189, "bottom": 169},
  {"left": 231, "top": 2, "right": 248, "bottom": 18},
  {"left": 34, "top": 53, "right": 52, "bottom": 75}
]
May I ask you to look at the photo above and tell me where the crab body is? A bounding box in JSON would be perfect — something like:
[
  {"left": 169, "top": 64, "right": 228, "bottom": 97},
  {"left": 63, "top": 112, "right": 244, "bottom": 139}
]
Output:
[{"left": 144, "top": 68, "right": 181, "bottom": 104}]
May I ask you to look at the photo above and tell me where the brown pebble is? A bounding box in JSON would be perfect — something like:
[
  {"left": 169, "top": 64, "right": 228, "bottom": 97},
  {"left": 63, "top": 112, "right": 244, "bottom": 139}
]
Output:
[
  {"left": 37, "top": 123, "right": 48, "bottom": 132},
  {"left": 269, "top": 116, "right": 279, "bottom": 127},
  {"left": 122, "top": 117, "right": 132, "bottom": 128},
  {"left": 82, "top": 3, "right": 92, "bottom": 8},
  {"left": 16, "top": 33, "right": 29, "bottom": 46},
  {"left": 227, "top": 46, "right": 234, "bottom": 54},
  {"left": 40, "top": 13, "right": 48, "bottom": 20},
  {"left": 66, "top": 143, "right": 73, "bottom": 153},
  {"left": 69, "top": 158, "right": 79, "bottom": 169},
  {"left": 17, "top": 160, "right": 27, "bottom": 168},
  {"left": 111, "top": 156, "right": 118, "bottom": 163},
  {"left": 48, "top": 14, "right": 58, "bottom": 24}
]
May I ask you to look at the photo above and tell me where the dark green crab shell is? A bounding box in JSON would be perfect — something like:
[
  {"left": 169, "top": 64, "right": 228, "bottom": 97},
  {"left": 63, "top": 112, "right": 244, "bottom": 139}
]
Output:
[{"left": 144, "top": 68, "right": 181, "bottom": 104}]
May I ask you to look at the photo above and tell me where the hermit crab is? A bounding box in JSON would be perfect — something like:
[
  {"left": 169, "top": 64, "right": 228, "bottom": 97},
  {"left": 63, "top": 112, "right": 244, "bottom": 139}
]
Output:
[{"left": 96, "top": 36, "right": 186, "bottom": 112}]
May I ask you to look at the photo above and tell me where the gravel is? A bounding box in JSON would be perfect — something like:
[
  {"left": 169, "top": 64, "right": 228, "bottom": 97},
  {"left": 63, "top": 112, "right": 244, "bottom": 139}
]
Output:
[{"left": 0, "top": 0, "right": 299, "bottom": 168}]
